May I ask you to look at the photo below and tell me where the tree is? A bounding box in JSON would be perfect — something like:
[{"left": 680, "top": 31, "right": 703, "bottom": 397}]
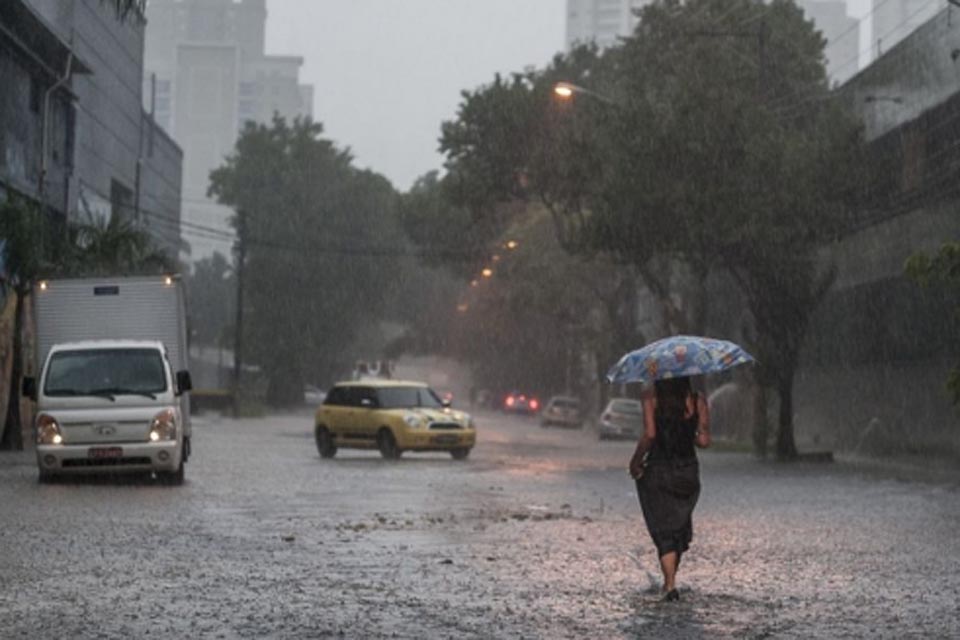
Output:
[
  {"left": 906, "top": 242, "right": 960, "bottom": 404},
  {"left": 209, "top": 117, "right": 404, "bottom": 405},
  {"left": 434, "top": 0, "right": 868, "bottom": 459},
  {"left": 68, "top": 214, "right": 174, "bottom": 276},
  {"left": 0, "top": 198, "right": 52, "bottom": 450},
  {"left": 186, "top": 253, "right": 235, "bottom": 348}
]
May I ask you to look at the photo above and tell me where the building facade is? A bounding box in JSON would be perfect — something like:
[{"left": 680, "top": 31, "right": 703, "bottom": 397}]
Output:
[
  {"left": 872, "top": 0, "right": 944, "bottom": 60},
  {"left": 565, "top": 0, "right": 649, "bottom": 50},
  {"left": 144, "top": 0, "right": 314, "bottom": 262},
  {"left": 795, "top": 0, "right": 859, "bottom": 84},
  {"left": 0, "top": 0, "right": 184, "bottom": 258},
  {"left": 796, "top": 5, "right": 960, "bottom": 457}
]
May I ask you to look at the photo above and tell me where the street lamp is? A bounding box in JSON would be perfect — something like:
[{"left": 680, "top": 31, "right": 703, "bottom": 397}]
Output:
[{"left": 553, "top": 82, "right": 617, "bottom": 106}]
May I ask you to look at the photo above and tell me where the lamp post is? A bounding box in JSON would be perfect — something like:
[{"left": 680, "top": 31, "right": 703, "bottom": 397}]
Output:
[{"left": 553, "top": 82, "right": 618, "bottom": 106}]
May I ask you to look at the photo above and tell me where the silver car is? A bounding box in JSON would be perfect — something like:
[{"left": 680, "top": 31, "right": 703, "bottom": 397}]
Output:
[
  {"left": 540, "top": 395, "right": 582, "bottom": 428},
  {"left": 598, "top": 398, "right": 644, "bottom": 440}
]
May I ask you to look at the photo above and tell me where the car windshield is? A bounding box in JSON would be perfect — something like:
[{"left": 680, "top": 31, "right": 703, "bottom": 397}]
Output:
[
  {"left": 553, "top": 398, "right": 579, "bottom": 409},
  {"left": 610, "top": 400, "right": 642, "bottom": 415},
  {"left": 377, "top": 386, "right": 443, "bottom": 409},
  {"left": 44, "top": 348, "right": 167, "bottom": 397}
]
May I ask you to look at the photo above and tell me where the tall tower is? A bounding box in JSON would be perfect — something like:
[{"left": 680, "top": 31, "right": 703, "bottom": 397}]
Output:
[
  {"left": 565, "top": 0, "right": 650, "bottom": 50},
  {"left": 144, "top": 0, "right": 313, "bottom": 262},
  {"left": 795, "top": 0, "right": 859, "bottom": 84}
]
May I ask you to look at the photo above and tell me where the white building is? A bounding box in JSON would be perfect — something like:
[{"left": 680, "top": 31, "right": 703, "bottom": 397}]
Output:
[
  {"left": 144, "top": 0, "right": 314, "bottom": 262},
  {"left": 872, "top": 0, "right": 944, "bottom": 60},
  {"left": 565, "top": 0, "right": 649, "bottom": 50},
  {"left": 795, "top": 1, "right": 859, "bottom": 84}
]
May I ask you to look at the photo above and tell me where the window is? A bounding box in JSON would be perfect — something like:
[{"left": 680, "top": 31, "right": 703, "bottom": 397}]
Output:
[
  {"left": 44, "top": 348, "right": 168, "bottom": 397},
  {"left": 110, "top": 179, "right": 134, "bottom": 223}
]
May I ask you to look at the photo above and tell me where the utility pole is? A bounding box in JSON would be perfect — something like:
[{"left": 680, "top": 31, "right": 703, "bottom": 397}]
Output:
[{"left": 232, "top": 208, "right": 247, "bottom": 417}]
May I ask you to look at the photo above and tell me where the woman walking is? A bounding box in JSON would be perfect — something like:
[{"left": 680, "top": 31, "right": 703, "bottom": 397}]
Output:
[{"left": 629, "top": 376, "right": 711, "bottom": 602}]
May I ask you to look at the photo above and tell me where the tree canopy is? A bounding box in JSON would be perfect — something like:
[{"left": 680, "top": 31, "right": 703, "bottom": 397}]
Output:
[
  {"left": 209, "top": 116, "right": 407, "bottom": 405},
  {"left": 421, "top": 0, "right": 867, "bottom": 458}
]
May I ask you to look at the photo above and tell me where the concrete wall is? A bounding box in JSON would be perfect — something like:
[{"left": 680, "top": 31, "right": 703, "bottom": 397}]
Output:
[{"left": 843, "top": 6, "right": 960, "bottom": 141}]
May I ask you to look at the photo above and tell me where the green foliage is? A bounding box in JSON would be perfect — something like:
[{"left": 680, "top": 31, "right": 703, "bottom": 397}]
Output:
[
  {"left": 0, "top": 196, "right": 51, "bottom": 295},
  {"left": 99, "top": 0, "right": 146, "bottom": 24},
  {"left": 66, "top": 215, "right": 173, "bottom": 276},
  {"left": 906, "top": 242, "right": 960, "bottom": 404},
  {"left": 209, "top": 116, "right": 406, "bottom": 404},
  {"left": 431, "top": 0, "right": 868, "bottom": 458},
  {"left": 186, "top": 253, "right": 235, "bottom": 347}
]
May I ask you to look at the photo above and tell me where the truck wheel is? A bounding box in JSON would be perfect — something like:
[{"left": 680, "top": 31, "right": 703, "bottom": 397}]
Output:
[
  {"left": 450, "top": 448, "right": 471, "bottom": 460},
  {"left": 377, "top": 429, "right": 401, "bottom": 460},
  {"left": 315, "top": 425, "right": 337, "bottom": 458},
  {"left": 158, "top": 460, "right": 185, "bottom": 486}
]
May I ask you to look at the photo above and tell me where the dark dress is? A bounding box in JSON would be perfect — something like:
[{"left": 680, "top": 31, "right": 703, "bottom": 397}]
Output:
[{"left": 635, "top": 411, "right": 701, "bottom": 559}]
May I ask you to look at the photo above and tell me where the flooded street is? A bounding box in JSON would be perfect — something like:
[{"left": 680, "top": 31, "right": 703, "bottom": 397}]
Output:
[{"left": 1, "top": 410, "right": 959, "bottom": 639}]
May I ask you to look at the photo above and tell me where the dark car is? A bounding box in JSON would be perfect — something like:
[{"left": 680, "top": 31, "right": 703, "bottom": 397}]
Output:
[
  {"left": 598, "top": 398, "right": 644, "bottom": 440},
  {"left": 502, "top": 391, "right": 540, "bottom": 415}
]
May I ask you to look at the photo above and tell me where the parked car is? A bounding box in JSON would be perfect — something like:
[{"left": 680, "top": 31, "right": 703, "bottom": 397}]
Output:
[
  {"left": 598, "top": 398, "right": 644, "bottom": 440},
  {"left": 303, "top": 385, "right": 326, "bottom": 405},
  {"left": 314, "top": 380, "right": 476, "bottom": 460},
  {"left": 502, "top": 391, "right": 540, "bottom": 415},
  {"left": 540, "top": 395, "right": 582, "bottom": 428}
]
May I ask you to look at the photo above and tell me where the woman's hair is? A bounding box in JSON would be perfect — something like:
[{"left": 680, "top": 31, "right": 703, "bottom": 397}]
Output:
[{"left": 654, "top": 377, "right": 692, "bottom": 422}]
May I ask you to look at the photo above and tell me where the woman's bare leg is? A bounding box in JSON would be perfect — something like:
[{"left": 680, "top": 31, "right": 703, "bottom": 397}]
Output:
[{"left": 660, "top": 551, "right": 678, "bottom": 592}]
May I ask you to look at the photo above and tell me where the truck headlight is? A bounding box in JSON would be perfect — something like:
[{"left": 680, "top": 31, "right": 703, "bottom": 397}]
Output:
[
  {"left": 36, "top": 414, "right": 63, "bottom": 445},
  {"left": 149, "top": 409, "right": 177, "bottom": 442}
]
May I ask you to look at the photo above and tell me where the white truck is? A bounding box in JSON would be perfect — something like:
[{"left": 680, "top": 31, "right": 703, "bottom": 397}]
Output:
[{"left": 23, "top": 275, "right": 193, "bottom": 484}]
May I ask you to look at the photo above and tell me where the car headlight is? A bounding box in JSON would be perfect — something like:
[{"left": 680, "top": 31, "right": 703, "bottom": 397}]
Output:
[
  {"left": 36, "top": 414, "right": 63, "bottom": 445},
  {"left": 149, "top": 409, "right": 177, "bottom": 442},
  {"left": 403, "top": 413, "right": 424, "bottom": 428}
]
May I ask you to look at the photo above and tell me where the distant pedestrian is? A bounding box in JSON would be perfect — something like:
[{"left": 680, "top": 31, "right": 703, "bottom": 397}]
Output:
[{"left": 629, "top": 376, "right": 711, "bottom": 602}]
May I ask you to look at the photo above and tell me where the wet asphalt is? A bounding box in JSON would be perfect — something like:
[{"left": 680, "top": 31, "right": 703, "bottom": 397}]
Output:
[{"left": 1, "top": 408, "right": 959, "bottom": 639}]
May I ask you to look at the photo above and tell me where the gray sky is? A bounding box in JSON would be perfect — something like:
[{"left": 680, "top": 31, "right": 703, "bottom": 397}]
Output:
[
  {"left": 265, "top": 0, "right": 566, "bottom": 191},
  {"left": 264, "top": 1, "right": 871, "bottom": 192}
]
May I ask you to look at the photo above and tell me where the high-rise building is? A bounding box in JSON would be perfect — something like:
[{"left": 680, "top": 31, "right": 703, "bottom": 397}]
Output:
[
  {"left": 872, "top": 0, "right": 943, "bottom": 60},
  {"left": 795, "top": 1, "right": 859, "bottom": 84},
  {"left": 144, "top": 0, "right": 314, "bottom": 262},
  {"left": 565, "top": 0, "right": 650, "bottom": 50}
]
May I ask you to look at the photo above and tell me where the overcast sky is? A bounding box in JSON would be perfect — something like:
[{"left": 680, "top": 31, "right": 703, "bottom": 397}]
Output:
[
  {"left": 265, "top": 1, "right": 870, "bottom": 192},
  {"left": 265, "top": 0, "right": 566, "bottom": 192}
]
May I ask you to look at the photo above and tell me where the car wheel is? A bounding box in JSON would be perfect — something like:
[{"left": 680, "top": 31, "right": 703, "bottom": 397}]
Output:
[
  {"left": 315, "top": 425, "right": 337, "bottom": 458},
  {"left": 377, "top": 428, "right": 401, "bottom": 460},
  {"left": 157, "top": 460, "right": 185, "bottom": 486},
  {"left": 450, "top": 447, "right": 471, "bottom": 460}
]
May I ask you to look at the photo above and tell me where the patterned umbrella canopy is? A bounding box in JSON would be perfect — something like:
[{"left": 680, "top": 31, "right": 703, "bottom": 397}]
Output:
[{"left": 606, "top": 335, "right": 754, "bottom": 384}]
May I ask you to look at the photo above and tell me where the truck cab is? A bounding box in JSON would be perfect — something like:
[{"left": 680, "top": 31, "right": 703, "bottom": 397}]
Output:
[{"left": 28, "top": 340, "right": 191, "bottom": 484}]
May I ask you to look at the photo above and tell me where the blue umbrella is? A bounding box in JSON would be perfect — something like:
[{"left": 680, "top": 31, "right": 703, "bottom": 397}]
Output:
[{"left": 606, "top": 335, "right": 754, "bottom": 384}]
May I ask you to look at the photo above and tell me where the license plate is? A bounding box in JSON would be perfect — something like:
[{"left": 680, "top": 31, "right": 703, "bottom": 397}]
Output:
[
  {"left": 88, "top": 446, "right": 123, "bottom": 459},
  {"left": 432, "top": 435, "right": 460, "bottom": 445}
]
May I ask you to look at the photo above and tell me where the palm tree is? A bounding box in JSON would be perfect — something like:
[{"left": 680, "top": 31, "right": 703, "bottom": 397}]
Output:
[
  {"left": 69, "top": 215, "right": 174, "bottom": 276},
  {"left": 1, "top": 199, "right": 174, "bottom": 450}
]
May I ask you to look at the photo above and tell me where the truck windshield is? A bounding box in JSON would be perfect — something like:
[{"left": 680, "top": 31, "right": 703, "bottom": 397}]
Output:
[
  {"left": 376, "top": 386, "right": 443, "bottom": 409},
  {"left": 44, "top": 348, "right": 168, "bottom": 398}
]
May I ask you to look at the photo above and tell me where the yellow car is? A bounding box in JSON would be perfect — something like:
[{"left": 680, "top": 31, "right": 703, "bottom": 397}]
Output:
[{"left": 314, "top": 380, "right": 476, "bottom": 460}]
